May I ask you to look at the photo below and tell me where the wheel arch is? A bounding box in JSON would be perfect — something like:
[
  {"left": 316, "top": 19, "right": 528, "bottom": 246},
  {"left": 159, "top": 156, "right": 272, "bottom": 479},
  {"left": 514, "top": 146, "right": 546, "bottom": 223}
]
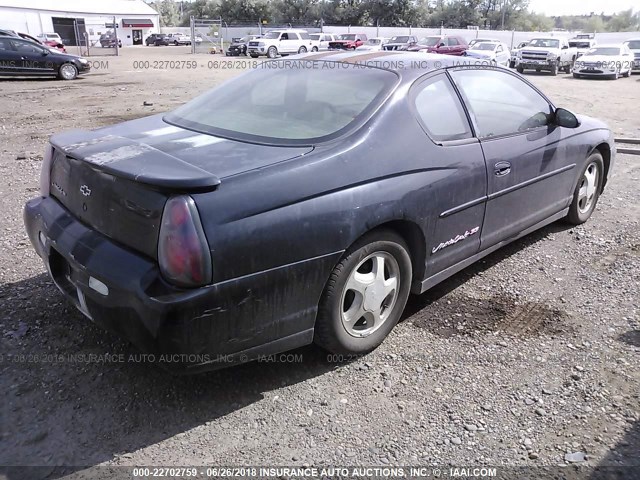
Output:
[
  {"left": 592, "top": 142, "right": 611, "bottom": 192},
  {"left": 340, "top": 219, "right": 427, "bottom": 290}
]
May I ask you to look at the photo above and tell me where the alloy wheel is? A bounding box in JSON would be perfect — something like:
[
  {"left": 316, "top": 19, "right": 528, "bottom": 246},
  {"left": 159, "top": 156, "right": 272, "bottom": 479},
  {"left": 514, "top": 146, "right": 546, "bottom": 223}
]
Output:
[
  {"left": 339, "top": 252, "right": 400, "bottom": 338},
  {"left": 578, "top": 162, "right": 599, "bottom": 214}
]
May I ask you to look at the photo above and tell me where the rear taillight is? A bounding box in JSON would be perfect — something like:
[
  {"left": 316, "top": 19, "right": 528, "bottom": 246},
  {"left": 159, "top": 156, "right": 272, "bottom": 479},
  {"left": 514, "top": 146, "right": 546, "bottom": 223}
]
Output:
[
  {"left": 40, "top": 145, "right": 54, "bottom": 197},
  {"left": 158, "top": 195, "right": 212, "bottom": 288}
]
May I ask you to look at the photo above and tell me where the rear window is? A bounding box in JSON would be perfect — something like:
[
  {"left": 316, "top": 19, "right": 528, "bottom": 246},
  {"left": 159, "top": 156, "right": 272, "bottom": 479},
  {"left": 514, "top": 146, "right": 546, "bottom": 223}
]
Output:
[
  {"left": 625, "top": 40, "right": 640, "bottom": 49},
  {"left": 165, "top": 62, "right": 397, "bottom": 144}
]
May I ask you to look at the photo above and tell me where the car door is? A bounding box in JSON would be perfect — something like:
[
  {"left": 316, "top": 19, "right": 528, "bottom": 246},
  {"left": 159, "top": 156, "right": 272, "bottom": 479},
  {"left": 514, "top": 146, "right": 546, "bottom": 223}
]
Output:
[
  {"left": 410, "top": 73, "right": 487, "bottom": 275},
  {"left": 279, "top": 32, "right": 296, "bottom": 53},
  {"left": 0, "top": 37, "right": 22, "bottom": 75},
  {"left": 10, "top": 38, "right": 52, "bottom": 74},
  {"left": 445, "top": 37, "right": 459, "bottom": 55},
  {"left": 450, "top": 68, "right": 579, "bottom": 249}
]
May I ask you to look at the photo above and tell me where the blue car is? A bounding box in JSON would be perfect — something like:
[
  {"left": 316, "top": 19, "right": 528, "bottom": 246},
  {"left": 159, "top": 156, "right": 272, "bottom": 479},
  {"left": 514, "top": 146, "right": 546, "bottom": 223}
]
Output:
[{"left": 24, "top": 52, "right": 615, "bottom": 372}]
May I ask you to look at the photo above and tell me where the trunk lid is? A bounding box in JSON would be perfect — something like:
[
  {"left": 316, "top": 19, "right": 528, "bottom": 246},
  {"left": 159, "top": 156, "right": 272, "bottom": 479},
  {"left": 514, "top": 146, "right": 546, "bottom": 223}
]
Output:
[{"left": 47, "top": 115, "right": 313, "bottom": 259}]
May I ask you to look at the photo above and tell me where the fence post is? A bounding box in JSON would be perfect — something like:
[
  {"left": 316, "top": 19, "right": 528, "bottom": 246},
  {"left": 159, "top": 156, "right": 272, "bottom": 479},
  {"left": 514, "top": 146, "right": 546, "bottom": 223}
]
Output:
[
  {"left": 510, "top": 30, "right": 515, "bottom": 50},
  {"left": 376, "top": 21, "right": 379, "bottom": 37},
  {"left": 114, "top": 16, "right": 119, "bottom": 56},
  {"left": 85, "top": 32, "right": 90, "bottom": 56},
  {"left": 190, "top": 16, "right": 195, "bottom": 54}
]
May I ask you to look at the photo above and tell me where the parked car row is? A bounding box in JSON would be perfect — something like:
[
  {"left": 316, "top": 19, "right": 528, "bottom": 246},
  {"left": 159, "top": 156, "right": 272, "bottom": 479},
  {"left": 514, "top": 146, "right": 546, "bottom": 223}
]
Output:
[
  {"left": 145, "top": 33, "right": 202, "bottom": 46},
  {"left": 513, "top": 35, "right": 639, "bottom": 79}
]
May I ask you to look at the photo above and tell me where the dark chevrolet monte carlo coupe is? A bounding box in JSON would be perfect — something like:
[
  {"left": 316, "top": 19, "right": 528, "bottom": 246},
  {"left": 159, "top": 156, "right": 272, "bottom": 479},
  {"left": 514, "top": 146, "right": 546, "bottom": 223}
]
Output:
[{"left": 24, "top": 51, "right": 615, "bottom": 373}]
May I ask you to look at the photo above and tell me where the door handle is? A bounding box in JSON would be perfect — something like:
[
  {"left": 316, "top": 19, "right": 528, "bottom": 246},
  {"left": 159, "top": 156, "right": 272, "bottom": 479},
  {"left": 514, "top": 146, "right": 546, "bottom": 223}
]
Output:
[{"left": 494, "top": 161, "right": 511, "bottom": 176}]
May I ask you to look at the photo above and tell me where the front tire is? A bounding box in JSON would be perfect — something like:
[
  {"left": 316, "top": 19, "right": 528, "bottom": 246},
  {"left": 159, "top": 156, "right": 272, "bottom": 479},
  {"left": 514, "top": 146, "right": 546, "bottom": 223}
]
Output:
[
  {"left": 315, "top": 230, "right": 412, "bottom": 355},
  {"left": 58, "top": 63, "right": 78, "bottom": 80},
  {"left": 267, "top": 46, "right": 278, "bottom": 58},
  {"left": 565, "top": 152, "right": 604, "bottom": 225},
  {"left": 550, "top": 61, "right": 558, "bottom": 76},
  {"left": 517, "top": 65, "right": 524, "bottom": 74}
]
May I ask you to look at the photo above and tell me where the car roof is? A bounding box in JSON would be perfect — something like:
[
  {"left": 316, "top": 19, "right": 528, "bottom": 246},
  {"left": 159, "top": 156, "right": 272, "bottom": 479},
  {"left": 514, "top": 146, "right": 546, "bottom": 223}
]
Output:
[
  {"left": 592, "top": 44, "right": 623, "bottom": 48},
  {"left": 282, "top": 51, "right": 494, "bottom": 81}
]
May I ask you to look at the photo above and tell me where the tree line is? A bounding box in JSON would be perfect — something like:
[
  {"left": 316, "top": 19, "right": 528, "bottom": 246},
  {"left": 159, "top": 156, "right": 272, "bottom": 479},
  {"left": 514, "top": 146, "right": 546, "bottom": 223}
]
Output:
[{"left": 147, "top": 0, "right": 640, "bottom": 32}]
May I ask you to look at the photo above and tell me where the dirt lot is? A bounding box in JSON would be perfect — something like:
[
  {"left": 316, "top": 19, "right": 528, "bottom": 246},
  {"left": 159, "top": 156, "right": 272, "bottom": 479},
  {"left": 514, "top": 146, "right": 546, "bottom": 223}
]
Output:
[{"left": 1, "top": 47, "right": 639, "bottom": 478}]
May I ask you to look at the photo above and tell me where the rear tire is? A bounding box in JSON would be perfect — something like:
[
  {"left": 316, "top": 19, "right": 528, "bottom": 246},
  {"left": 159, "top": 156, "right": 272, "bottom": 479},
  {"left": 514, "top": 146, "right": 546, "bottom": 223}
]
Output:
[
  {"left": 565, "top": 152, "right": 604, "bottom": 225},
  {"left": 298, "top": 46, "right": 307, "bottom": 54},
  {"left": 314, "top": 230, "right": 412, "bottom": 355}
]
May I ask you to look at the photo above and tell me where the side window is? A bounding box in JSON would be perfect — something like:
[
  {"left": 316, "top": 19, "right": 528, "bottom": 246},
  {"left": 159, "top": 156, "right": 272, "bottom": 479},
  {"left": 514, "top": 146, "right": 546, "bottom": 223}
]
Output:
[
  {"left": 300, "top": 32, "right": 310, "bottom": 40},
  {"left": 448, "top": 37, "right": 460, "bottom": 46},
  {"left": 450, "top": 69, "right": 552, "bottom": 138},
  {"left": 281, "top": 33, "right": 288, "bottom": 40},
  {"left": 413, "top": 75, "right": 472, "bottom": 142},
  {"left": 12, "top": 40, "right": 43, "bottom": 54},
  {"left": 0, "top": 38, "right": 14, "bottom": 51}
]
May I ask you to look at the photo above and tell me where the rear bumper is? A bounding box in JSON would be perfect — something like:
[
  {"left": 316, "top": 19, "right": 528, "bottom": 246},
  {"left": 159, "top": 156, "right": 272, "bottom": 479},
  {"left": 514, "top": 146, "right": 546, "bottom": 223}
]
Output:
[{"left": 24, "top": 196, "right": 341, "bottom": 373}]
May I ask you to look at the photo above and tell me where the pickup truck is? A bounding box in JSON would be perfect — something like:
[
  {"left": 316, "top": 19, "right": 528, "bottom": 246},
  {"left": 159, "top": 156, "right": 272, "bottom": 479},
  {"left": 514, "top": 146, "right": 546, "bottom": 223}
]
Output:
[
  {"left": 569, "top": 33, "right": 597, "bottom": 58},
  {"left": 516, "top": 37, "right": 578, "bottom": 75}
]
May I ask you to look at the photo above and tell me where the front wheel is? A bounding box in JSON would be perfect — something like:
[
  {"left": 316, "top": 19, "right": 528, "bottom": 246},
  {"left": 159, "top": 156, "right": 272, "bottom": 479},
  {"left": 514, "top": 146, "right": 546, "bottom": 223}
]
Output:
[
  {"left": 58, "top": 63, "right": 78, "bottom": 80},
  {"left": 565, "top": 152, "right": 604, "bottom": 225},
  {"left": 267, "top": 46, "right": 278, "bottom": 58},
  {"left": 516, "top": 64, "right": 524, "bottom": 73},
  {"left": 550, "top": 62, "right": 558, "bottom": 76},
  {"left": 314, "top": 230, "right": 412, "bottom": 355}
]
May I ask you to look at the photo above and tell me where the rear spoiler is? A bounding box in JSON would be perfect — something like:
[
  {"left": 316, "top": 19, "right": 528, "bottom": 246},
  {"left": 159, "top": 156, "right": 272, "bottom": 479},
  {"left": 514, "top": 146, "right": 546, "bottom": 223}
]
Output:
[{"left": 50, "top": 130, "right": 221, "bottom": 193}]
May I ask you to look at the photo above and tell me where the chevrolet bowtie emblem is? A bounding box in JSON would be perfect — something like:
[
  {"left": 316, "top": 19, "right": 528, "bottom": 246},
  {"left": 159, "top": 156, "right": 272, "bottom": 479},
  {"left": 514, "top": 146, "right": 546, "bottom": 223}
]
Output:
[{"left": 80, "top": 185, "right": 92, "bottom": 197}]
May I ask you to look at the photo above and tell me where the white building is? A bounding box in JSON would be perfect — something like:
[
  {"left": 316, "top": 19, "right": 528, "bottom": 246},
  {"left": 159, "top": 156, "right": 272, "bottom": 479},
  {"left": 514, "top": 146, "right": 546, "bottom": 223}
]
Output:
[{"left": 0, "top": 0, "right": 159, "bottom": 46}]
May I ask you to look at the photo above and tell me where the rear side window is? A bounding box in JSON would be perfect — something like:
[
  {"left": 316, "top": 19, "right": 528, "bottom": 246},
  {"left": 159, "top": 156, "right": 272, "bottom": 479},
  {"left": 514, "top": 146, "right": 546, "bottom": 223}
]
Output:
[
  {"left": 413, "top": 74, "right": 472, "bottom": 142},
  {"left": 300, "top": 32, "right": 310, "bottom": 40},
  {"left": 450, "top": 69, "right": 552, "bottom": 138}
]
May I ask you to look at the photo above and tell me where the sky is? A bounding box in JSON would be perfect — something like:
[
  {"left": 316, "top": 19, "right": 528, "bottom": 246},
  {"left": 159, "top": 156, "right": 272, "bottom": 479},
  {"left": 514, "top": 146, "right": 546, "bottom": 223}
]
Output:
[{"left": 527, "top": 0, "right": 637, "bottom": 16}]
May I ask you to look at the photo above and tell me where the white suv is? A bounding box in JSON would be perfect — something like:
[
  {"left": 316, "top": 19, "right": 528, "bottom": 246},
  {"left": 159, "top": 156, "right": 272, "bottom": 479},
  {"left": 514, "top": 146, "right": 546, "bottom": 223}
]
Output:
[{"left": 248, "top": 29, "right": 319, "bottom": 58}]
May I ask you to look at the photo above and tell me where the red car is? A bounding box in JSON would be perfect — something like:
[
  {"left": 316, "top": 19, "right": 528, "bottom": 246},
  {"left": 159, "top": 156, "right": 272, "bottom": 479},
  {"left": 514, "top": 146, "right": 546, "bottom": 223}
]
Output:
[
  {"left": 328, "top": 33, "right": 368, "bottom": 50},
  {"left": 408, "top": 35, "right": 468, "bottom": 56},
  {"left": 19, "top": 32, "right": 66, "bottom": 53}
]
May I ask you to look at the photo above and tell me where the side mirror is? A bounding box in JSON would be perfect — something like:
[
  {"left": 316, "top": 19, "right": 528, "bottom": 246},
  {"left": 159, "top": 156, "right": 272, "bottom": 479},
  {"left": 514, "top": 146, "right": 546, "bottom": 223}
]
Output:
[
  {"left": 438, "top": 42, "right": 445, "bottom": 47},
  {"left": 554, "top": 108, "right": 580, "bottom": 128},
  {"left": 562, "top": 45, "right": 568, "bottom": 49}
]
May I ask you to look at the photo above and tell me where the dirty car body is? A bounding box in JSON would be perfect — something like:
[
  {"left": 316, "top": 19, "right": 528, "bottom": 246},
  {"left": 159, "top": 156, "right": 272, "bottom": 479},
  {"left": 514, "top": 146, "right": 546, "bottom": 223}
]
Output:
[{"left": 24, "top": 52, "right": 615, "bottom": 372}]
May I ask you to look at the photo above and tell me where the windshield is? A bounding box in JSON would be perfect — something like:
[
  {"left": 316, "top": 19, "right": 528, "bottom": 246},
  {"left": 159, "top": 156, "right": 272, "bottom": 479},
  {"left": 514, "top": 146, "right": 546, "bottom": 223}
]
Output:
[
  {"left": 338, "top": 34, "right": 356, "bottom": 41},
  {"left": 528, "top": 39, "right": 560, "bottom": 48},
  {"left": 418, "top": 37, "right": 440, "bottom": 46},
  {"left": 472, "top": 43, "right": 497, "bottom": 51},
  {"left": 165, "top": 63, "right": 397, "bottom": 144},
  {"left": 569, "top": 41, "right": 592, "bottom": 48},
  {"left": 624, "top": 40, "right": 640, "bottom": 49},
  {"left": 585, "top": 47, "right": 620, "bottom": 56},
  {"left": 367, "top": 39, "right": 382, "bottom": 45},
  {"left": 389, "top": 36, "right": 410, "bottom": 43},
  {"left": 263, "top": 31, "right": 281, "bottom": 39}
]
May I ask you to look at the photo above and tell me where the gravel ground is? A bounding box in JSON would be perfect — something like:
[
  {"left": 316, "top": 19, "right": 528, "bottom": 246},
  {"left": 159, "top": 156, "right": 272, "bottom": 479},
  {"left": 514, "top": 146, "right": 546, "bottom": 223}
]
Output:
[{"left": 1, "top": 47, "right": 639, "bottom": 478}]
